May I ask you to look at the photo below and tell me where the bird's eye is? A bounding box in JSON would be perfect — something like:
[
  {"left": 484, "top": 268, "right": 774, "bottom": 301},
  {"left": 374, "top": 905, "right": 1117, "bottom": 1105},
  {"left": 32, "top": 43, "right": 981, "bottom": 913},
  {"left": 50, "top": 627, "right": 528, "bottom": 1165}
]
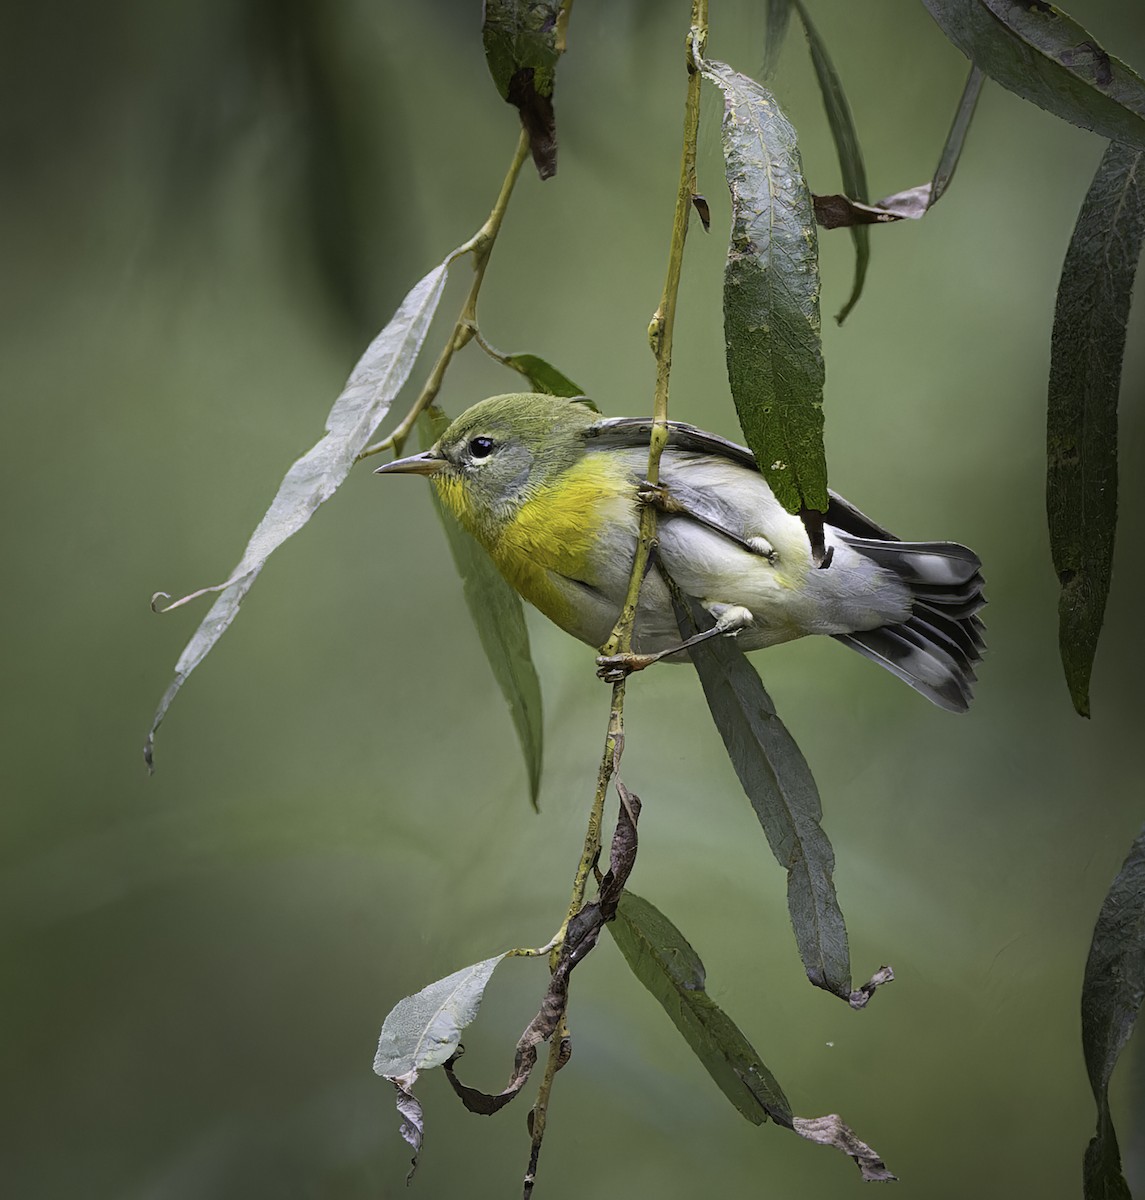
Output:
[{"left": 468, "top": 436, "right": 495, "bottom": 459}]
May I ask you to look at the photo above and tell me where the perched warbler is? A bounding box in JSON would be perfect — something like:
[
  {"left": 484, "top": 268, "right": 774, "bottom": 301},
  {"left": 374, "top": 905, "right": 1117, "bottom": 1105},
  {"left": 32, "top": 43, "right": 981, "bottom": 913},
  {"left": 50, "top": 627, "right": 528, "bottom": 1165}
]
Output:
[{"left": 376, "top": 392, "right": 985, "bottom": 711}]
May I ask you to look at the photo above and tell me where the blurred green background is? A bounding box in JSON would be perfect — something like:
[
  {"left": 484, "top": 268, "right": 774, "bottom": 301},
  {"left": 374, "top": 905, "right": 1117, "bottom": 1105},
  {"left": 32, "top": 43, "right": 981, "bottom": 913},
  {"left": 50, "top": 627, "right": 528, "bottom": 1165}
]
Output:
[{"left": 4, "top": 1, "right": 1145, "bottom": 1196}]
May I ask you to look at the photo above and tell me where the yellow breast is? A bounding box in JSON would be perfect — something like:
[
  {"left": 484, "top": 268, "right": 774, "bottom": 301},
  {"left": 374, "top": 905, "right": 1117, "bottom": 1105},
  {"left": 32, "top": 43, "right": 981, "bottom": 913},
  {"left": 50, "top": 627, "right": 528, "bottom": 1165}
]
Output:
[{"left": 437, "top": 453, "right": 634, "bottom": 632}]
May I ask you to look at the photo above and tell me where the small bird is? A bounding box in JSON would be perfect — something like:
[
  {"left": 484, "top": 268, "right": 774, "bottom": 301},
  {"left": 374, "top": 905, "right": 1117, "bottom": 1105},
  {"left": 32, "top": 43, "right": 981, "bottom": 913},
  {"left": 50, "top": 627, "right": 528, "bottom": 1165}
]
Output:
[{"left": 376, "top": 393, "right": 985, "bottom": 711}]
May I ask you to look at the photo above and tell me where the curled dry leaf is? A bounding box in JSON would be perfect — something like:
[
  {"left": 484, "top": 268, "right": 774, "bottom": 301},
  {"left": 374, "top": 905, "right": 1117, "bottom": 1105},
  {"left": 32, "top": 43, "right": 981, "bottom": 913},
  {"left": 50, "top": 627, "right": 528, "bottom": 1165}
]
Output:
[
  {"left": 793, "top": 1113, "right": 897, "bottom": 1182},
  {"left": 849, "top": 964, "right": 895, "bottom": 1011},
  {"left": 443, "top": 784, "right": 641, "bottom": 1115},
  {"left": 812, "top": 65, "right": 984, "bottom": 231}
]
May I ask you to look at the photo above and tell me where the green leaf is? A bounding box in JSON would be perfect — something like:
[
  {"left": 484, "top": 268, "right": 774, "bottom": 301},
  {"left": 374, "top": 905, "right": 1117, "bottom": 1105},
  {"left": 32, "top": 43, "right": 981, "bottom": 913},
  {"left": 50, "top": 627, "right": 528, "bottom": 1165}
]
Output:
[
  {"left": 813, "top": 65, "right": 985, "bottom": 226},
  {"left": 1047, "top": 141, "right": 1145, "bottom": 717},
  {"left": 1081, "top": 826, "right": 1145, "bottom": 1200},
  {"left": 482, "top": 0, "right": 570, "bottom": 179},
  {"left": 421, "top": 409, "right": 545, "bottom": 807},
  {"left": 144, "top": 257, "right": 451, "bottom": 770},
  {"left": 762, "top": 0, "right": 792, "bottom": 81},
  {"left": 609, "top": 890, "right": 793, "bottom": 1126},
  {"left": 701, "top": 59, "right": 828, "bottom": 518},
  {"left": 922, "top": 1, "right": 1145, "bottom": 152},
  {"left": 374, "top": 953, "right": 509, "bottom": 1180},
  {"left": 609, "top": 891, "right": 896, "bottom": 1180},
  {"left": 791, "top": 0, "right": 870, "bottom": 324},
  {"left": 672, "top": 594, "right": 853, "bottom": 1001},
  {"left": 930, "top": 63, "right": 986, "bottom": 206},
  {"left": 501, "top": 352, "right": 587, "bottom": 400}
]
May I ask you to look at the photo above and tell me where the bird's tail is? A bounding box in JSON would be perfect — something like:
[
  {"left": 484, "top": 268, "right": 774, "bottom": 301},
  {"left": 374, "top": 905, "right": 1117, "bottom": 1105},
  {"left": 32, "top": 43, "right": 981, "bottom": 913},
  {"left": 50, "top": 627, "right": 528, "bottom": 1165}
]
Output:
[{"left": 833, "top": 538, "right": 986, "bottom": 713}]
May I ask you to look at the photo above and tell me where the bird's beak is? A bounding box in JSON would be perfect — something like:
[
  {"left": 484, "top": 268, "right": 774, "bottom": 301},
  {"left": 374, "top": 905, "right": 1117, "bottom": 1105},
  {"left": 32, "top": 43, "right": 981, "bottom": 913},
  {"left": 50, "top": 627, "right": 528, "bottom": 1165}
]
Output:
[{"left": 374, "top": 449, "right": 446, "bottom": 476}]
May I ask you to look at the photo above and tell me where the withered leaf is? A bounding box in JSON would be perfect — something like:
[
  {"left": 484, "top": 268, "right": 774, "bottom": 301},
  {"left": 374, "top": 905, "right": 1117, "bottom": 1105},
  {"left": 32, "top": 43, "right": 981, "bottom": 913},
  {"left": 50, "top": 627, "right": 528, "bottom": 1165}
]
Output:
[{"left": 482, "top": 0, "right": 570, "bottom": 179}]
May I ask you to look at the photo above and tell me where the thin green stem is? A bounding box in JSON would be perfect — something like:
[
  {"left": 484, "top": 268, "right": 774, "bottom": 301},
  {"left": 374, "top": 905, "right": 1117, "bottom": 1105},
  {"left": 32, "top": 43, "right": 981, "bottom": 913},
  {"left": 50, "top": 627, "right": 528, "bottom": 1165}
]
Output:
[
  {"left": 522, "top": 8, "right": 708, "bottom": 1193},
  {"left": 602, "top": 3, "right": 708, "bottom": 657},
  {"left": 358, "top": 129, "right": 531, "bottom": 460}
]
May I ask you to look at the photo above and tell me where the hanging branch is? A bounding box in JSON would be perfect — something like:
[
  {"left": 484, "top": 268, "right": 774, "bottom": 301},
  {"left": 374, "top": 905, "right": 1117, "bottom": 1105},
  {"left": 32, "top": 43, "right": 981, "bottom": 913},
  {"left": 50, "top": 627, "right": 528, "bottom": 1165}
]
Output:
[{"left": 518, "top": 4, "right": 710, "bottom": 1190}]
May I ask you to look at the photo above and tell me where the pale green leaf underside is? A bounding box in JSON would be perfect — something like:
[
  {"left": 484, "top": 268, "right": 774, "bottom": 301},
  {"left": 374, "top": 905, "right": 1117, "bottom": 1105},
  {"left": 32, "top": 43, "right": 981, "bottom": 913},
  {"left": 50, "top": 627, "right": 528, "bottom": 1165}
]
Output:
[
  {"left": 144, "top": 258, "right": 451, "bottom": 768},
  {"left": 374, "top": 953, "right": 508, "bottom": 1079}
]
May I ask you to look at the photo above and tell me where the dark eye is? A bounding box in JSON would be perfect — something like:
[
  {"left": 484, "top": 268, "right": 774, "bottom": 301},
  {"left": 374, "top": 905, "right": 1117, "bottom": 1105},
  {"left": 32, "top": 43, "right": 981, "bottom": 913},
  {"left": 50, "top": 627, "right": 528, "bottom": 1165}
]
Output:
[{"left": 468, "top": 436, "right": 495, "bottom": 459}]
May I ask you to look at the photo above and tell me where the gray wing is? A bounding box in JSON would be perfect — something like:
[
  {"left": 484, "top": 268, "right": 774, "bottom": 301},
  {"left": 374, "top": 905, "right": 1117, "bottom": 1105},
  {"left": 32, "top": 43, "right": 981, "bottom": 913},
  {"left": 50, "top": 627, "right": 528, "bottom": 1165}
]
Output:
[{"left": 584, "top": 417, "right": 895, "bottom": 541}]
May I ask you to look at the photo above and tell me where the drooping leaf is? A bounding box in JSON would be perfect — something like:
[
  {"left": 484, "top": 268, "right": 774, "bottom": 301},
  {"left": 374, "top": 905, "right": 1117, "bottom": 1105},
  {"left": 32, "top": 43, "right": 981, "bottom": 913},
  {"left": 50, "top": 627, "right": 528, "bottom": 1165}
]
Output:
[
  {"left": 1081, "top": 825, "right": 1145, "bottom": 1200},
  {"left": 1048, "top": 141, "right": 1145, "bottom": 717},
  {"left": 701, "top": 59, "right": 828, "bottom": 521},
  {"left": 813, "top": 64, "right": 985, "bottom": 227},
  {"left": 374, "top": 953, "right": 508, "bottom": 1178},
  {"left": 672, "top": 594, "right": 854, "bottom": 1000},
  {"left": 144, "top": 257, "right": 451, "bottom": 769},
  {"left": 609, "top": 890, "right": 792, "bottom": 1126},
  {"left": 791, "top": 0, "right": 870, "bottom": 324},
  {"left": 482, "top": 0, "right": 570, "bottom": 179},
  {"left": 922, "top": 1, "right": 1145, "bottom": 152},
  {"left": 930, "top": 63, "right": 986, "bottom": 206},
  {"left": 761, "top": 0, "right": 793, "bottom": 81},
  {"left": 421, "top": 409, "right": 545, "bottom": 807},
  {"left": 610, "top": 891, "right": 896, "bottom": 1181},
  {"left": 501, "top": 352, "right": 587, "bottom": 400}
]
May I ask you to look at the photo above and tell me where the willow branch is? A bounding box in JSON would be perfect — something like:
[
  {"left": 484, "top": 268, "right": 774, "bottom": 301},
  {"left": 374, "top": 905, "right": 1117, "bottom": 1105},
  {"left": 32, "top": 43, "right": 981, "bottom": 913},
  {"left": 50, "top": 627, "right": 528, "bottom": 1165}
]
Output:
[
  {"left": 358, "top": 128, "right": 531, "bottom": 460},
  {"left": 521, "top": 8, "right": 709, "bottom": 1193},
  {"left": 602, "top": 5, "right": 708, "bottom": 657}
]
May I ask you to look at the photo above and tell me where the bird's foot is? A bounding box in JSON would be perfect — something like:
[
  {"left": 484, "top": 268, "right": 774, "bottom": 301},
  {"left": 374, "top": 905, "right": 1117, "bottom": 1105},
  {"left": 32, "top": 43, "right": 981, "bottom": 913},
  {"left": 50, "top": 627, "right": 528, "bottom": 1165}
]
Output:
[
  {"left": 636, "top": 480, "right": 688, "bottom": 515},
  {"left": 595, "top": 652, "right": 661, "bottom": 682},
  {"left": 595, "top": 606, "right": 754, "bottom": 681}
]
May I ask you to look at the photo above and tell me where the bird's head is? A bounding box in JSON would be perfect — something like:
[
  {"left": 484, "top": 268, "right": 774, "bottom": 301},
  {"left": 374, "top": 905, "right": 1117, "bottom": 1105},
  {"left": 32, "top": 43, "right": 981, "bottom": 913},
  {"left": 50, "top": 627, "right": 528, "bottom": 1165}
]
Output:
[{"left": 375, "top": 392, "right": 598, "bottom": 538}]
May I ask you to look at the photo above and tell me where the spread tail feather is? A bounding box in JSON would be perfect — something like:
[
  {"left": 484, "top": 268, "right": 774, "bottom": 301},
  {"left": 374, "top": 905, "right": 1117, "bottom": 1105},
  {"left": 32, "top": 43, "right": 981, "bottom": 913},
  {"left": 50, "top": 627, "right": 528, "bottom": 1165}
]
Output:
[{"left": 834, "top": 537, "right": 986, "bottom": 712}]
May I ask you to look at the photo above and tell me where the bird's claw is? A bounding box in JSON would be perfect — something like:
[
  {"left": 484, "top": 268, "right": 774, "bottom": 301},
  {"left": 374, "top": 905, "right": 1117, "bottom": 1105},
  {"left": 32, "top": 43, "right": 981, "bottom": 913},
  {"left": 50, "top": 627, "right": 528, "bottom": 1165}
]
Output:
[
  {"left": 636, "top": 480, "right": 686, "bottom": 514},
  {"left": 595, "top": 652, "right": 659, "bottom": 682}
]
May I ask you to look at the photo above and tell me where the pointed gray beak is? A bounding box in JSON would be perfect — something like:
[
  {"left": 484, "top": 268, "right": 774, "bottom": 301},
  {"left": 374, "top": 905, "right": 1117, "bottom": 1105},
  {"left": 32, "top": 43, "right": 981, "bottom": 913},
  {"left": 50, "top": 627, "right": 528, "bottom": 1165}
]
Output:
[{"left": 374, "top": 450, "right": 445, "bottom": 476}]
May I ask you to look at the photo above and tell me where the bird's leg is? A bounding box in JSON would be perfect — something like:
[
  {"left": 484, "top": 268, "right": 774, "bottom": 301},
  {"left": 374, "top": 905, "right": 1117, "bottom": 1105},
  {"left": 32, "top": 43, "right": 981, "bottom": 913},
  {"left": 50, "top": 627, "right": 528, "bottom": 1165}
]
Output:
[{"left": 595, "top": 604, "right": 754, "bottom": 682}]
